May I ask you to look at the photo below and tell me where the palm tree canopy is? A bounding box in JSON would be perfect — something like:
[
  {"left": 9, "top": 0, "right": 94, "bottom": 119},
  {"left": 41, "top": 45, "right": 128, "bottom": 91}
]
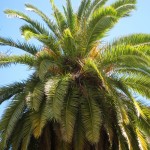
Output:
[{"left": 0, "top": 0, "right": 150, "bottom": 150}]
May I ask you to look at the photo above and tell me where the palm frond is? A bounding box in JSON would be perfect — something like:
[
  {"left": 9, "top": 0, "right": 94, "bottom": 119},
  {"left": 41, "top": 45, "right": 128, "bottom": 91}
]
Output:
[
  {"left": 61, "top": 28, "right": 77, "bottom": 56},
  {"left": 30, "top": 102, "right": 48, "bottom": 138},
  {"left": 45, "top": 75, "right": 71, "bottom": 121},
  {"left": 61, "top": 87, "right": 79, "bottom": 142},
  {"left": 0, "top": 37, "right": 40, "bottom": 55},
  {"left": 10, "top": 113, "right": 28, "bottom": 150},
  {"left": 4, "top": 9, "right": 50, "bottom": 36},
  {"left": 111, "top": 78, "right": 146, "bottom": 119},
  {"left": 77, "top": 0, "right": 91, "bottom": 20},
  {"left": 86, "top": 7, "right": 117, "bottom": 52},
  {"left": 111, "top": 0, "right": 136, "bottom": 17},
  {"left": 50, "top": 0, "right": 67, "bottom": 33},
  {"left": 112, "top": 33, "right": 150, "bottom": 47},
  {"left": 26, "top": 81, "right": 44, "bottom": 111},
  {"left": 102, "top": 45, "right": 150, "bottom": 68},
  {"left": 0, "top": 54, "right": 35, "bottom": 67},
  {"left": 73, "top": 109, "right": 85, "bottom": 150},
  {"left": 81, "top": 84, "right": 101, "bottom": 143},
  {"left": 20, "top": 24, "right": 40, "bottom": 40},
  {"left": 0, "top": 82, "right": 25, "bottom": 104},
  {"left": 85, "top": 0, "right": 108, "bottom": 19},
  {"left": 25, "top": 3, "right": 59, "bottom": 37},
  {"left": 119, "top": 73, "right": 150, "bottom": 99},
  {"left": 21, "top": 114, "right": 33, "bottom": 150},
  {"left": 136, "top": 128, "right": 149, "bottom": 150},
  {"left": 0, "top": 94, "right": 25, "bottom": 149},
  {"left": 123, "top": 125, "right": 141, "bottom": 150},
  {"left": 65, "top": 0, "right": 76, "bottom": 31}
]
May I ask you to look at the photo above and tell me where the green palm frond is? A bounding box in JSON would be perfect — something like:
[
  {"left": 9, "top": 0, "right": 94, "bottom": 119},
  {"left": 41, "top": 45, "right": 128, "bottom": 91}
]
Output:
[
  {"left": 0, "top": 37, "right": 40, "bottom": 55},
  {"left": 4, "top": 9, "right": 50, "bottom": 36},
  {"left": 81, "top": 85, "right": 101, "bottom": 143},
  {"left": 0, "top": 94, "right": 25, "bottom": 149},
  {"left": 20, "top": 27, "right": 60, "bottom": 54},
  {"left": 111, "top": 78, "right": 146, "bottom": 119},
  {"left": 120, "top": 74, "right": 150, "bottom": 99},
  {"left": 85, "top": 0, "right": 108, "bottom": 19},
  {"left": 65, "top": 0, "right": 76, "bottom": 31},
  {"left": 123, "top": 125, "right": 141, "bottom": 150},
  {"left": 0, "top": 54, "right": 35, "bottom": 67},
  {"left": 50, "top": 0, "right": 67, "bottom": 33},
  {"left": 136, "top": 128, "right": 149, "bottom": 150},
  {"left": 26, "top": 81, "right": 44, "bottom": 111},
  {"left": 61, "top": 87, "right": 79, "bottom": 142},
  {"left": 86, "top": 7, "right": 117, "bottom": 52},
  {"left": 20, "top": 24, "right": 49, "bottom": 42},
  {"left": 102, "top": 45, "right": 150, "bottom": 69},
  {"left": 45, "top": 75, "right": 71, "bottom": 121},
  {"left": 0, "top": 0, "right": 150, "bottom": 149},
  {"left": 10, "top": 113, "right": 29, "bottom": 150},
  {"left": 111, "top": 0, "right": 136, "bottom": 17},
  {"left": 112, "top": 33, "right": 150, "bottom": 46},
  {"left": 77, "top": 0, "right": 91, "bottom": 20},
  {"left": 20, "top": 24, "right": 40, "bottom": 40},
  {"left": 25, "top": 3, "right": 59, "bottom": 37},
  {"left": 21, "top": 114, "right": 33, "bottom": 150},
  {"left": 30, "top": 102, "right": 48, "bottom": 138},
  {"left": 137, "top": 116, "right": 150, "bottom": 137},
  {"left": 73, "top": 109, "right": 85, "bottom": 150},
  {"left": 0, "top": 82, "right": 25, "bottom": 104},
  {"left": 61, "top": 28, "right": 77, "bottom": 56}
]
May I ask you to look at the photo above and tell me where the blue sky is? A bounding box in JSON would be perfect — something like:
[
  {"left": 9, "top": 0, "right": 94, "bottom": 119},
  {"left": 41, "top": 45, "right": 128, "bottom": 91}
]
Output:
[{"left": 0, "top": 0, "right": 150, "bottom": 116}]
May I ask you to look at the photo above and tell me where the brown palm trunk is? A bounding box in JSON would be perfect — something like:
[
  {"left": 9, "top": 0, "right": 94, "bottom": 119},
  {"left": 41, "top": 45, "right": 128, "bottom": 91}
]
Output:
[{"left": 39, "top": 124, "right": 51, "bottom": 150}]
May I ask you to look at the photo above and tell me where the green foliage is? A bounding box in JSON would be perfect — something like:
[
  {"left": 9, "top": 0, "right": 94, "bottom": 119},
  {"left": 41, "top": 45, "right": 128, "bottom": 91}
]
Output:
[
  {"left": 45, "top": 75, "right": 71, "bottom": 121},
  {"left": 81, "top": 86, "right": 101, "bottom": 143},
  {"left": 86, "top": 7, "right": 118, "bottom": 52},
  {"left": 61, "top": 87, "right": 79, "bottom": 142},
  {"left": 0, "top": 0, "right": 150, "bottom": 149},
  {"left": 0, "top": 82, "right": 26, "bottom": 104},
  {"left": 0, "top": 94, "right": 25, "bottom": 149}
]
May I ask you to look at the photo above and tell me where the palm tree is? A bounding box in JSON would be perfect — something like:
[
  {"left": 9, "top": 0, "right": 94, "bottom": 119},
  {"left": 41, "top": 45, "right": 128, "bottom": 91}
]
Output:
[{"left": 0, "top": 0, "right": 150, "bottom": 149}]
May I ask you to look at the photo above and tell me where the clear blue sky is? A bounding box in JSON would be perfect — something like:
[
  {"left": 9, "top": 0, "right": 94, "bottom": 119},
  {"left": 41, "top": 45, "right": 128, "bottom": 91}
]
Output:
[{"left": 0, "top": 0, "right": 150, "bottom": 116}]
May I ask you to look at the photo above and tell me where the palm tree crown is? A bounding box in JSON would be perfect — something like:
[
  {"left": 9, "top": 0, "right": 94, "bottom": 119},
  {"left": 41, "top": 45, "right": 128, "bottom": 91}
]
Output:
[{"left": 0, "top": 0, "right": 150, "bottom": 149}]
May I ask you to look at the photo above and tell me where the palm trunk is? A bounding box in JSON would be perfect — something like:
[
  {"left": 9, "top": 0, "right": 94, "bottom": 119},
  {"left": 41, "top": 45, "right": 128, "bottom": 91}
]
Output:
[{"left": 39, "top": 124, "right": 51, "bottom": 150}]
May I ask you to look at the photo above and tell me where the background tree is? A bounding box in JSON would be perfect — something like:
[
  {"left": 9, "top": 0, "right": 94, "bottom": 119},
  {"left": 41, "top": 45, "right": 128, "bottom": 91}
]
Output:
[{"left": 0, "top": 0, "right": 150, "bottom": 149}]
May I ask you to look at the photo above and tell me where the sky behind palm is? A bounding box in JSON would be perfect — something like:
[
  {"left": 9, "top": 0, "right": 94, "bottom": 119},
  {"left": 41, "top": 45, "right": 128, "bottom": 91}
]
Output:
[{"left": 0, "top": 0, "right": 150, "bottom": 116}]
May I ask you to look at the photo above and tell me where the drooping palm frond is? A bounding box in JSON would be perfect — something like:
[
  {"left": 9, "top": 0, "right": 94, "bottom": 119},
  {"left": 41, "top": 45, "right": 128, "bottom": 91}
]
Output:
[
  {"left": 81, "top": 84, "right": 102, "bottom": 143},
  {"left": 0, "top": 0, "right": 150, "bottom": 149},
  {"left": 45, "top": 75, "right": 71, "bottom": 121},
  {"left": 60, "top": 86, "right": 79, "bottom": 142},
  {"left": 26, "top": 81, "right": 44, "bottom": 111},
  {"left": 20, "top": 114, "right": 33, "bottom": 150},
  {"left": 0, "top": 82, "right": 26, "bottom": 104},
  {"left": 73, "top": 109, "right": 85, "bottom": 150},
  {"left": 0, "top": 94, "right": 25, "bottom": 149}
]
